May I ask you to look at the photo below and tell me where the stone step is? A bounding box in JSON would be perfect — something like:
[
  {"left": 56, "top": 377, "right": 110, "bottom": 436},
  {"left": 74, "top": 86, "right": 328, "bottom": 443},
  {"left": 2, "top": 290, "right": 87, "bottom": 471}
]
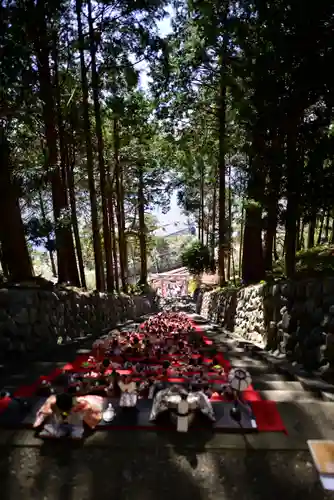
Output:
[
  {"left": 258, "top": 390, "right": 323, "bottom": 402},
  {"left": 222, "top": 350, "right": 265, "bottom": 360},
  {"left": 251, "top": 373, "right": 296, "bottom": 382},
  {"left": 296, "top": 375, "right": 334, "bottom": 393},
  {"left": 251, "top": 380, "right": 304, "bottom": 391},
  {"left": 229, "top": 365, "right": 273, "bottom": 375},
  {"left": 227, "top": 359, "right": 270, "bottom": 369},
  {"left": 76, "top": 349, "right": 91, "bottom": 355},
  {"left": 321, "top": 391, "right": 334, "bottom": 402}
]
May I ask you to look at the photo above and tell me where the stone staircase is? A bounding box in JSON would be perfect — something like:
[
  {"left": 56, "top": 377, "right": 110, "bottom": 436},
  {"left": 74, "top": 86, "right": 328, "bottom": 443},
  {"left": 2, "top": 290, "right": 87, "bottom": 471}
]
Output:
[{"left": 189, "top": 313, "right": 334, "bottom": 404}]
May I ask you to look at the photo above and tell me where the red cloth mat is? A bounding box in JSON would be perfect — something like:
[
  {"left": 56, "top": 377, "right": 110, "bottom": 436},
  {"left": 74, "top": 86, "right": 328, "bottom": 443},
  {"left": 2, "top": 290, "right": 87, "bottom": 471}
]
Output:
[
  {"left": 0, "top": 317, "right": 287, "bottom": 433},
  {"left": 251, "top": 401, "right": 287, "bottom": 433},
  {"left": 0, "top": 396, "right": 11, "bottom": 412}
]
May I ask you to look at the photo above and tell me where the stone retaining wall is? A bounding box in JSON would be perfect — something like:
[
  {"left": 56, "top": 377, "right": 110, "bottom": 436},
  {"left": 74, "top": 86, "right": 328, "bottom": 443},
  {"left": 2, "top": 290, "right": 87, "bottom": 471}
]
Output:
[
  {"left": 0, "top": 288, "right": 154, "bottom": 360},
  {"left": 200, "top": 278, "right": 334, "bottom": 372}
]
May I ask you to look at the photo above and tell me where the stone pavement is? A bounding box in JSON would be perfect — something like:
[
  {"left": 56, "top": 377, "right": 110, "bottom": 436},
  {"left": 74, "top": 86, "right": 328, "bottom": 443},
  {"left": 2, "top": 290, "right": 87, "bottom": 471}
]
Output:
[
  {"left": 0, "top": 314, "right": 334, "bottom": 499},
  {"left": 0, "top": 444, "right": 334, "bottom": 500}
]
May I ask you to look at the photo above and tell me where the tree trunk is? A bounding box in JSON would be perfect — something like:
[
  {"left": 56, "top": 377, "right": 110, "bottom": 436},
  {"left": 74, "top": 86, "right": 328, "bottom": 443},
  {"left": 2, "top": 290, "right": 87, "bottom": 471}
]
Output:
[
  {"left": 331, "top": 212, "right": 334, "bottom": 244},
  {"left": 264, "top": 131, "right": 282, "bottom": 272},
  {"left": 264, "top": 180, "right": 279, "bottom": 272},
  {"left": 197, "top": 211, "right": 201, "bottom": 242},
  {"left": 0, "top": 244, "right": 10, "bottom": 279},
  {"left": 87, "top": 0, "right": 114, "bottom": 292},
  {"left": 76, "top": 0, "right": 104, "bottom": 291},
  {"left": 119, "top": 152, "right": 128, "bottom": 287},
  {"left": 285, "top": 125, "right": 300, "bottom": 278},
  {"left": 242, "top": 146, "right": 265, "bottom": 284},
  {"left": 324, "top": 210, "right": 331, "bottom": 243},
  {"left": 308, "top": 211, "right": 316, "bottom": 248},
  {"left": 33, "top": 1, "right": 78, "bottom": 285},
  {"left": 138, "top": 164, "right": 147, "bottom": 284},
  {"left": 108, "top": 192, "right": 119, "bottom": 292},
  {"left": 210, "top": 170, "right": 217, "bottom": 266},
  {"left": 264, "top": 207, "right": 277, "bottom": 271},
  {"left": 218, "top": 52, "right": 226, "bottom": 286},
  {"left": 0, "top": 127, "right": 34, "bottom": 281},
  {"left": 227, "top": 160, "right": 232, "bottom": 281},
  {"left": 113, "top": 118, "right": 127, "bottom": 291},
  {"left": 273, "top": 234, "right": 279, "bottom": 260},
  {"left": 52, "top": 30, "right": 80, "bottom": 286},
  {"left": 239, "top": 203, "right": 245, "bottom": 275},
  {"left": 200, "top": 161, "right": 205, "bottom": 245},
  {"left": 67, "top": 143, "right": 87, "bottom": 289},
  {"left": 299, "top": 220, "right": 305, "bottom": 249},
  {"left": 38, "top": 190, "right": 57, "bottom": 277},
  {"left": 317, "top": 212, "right": 325, "bottom": 246}
]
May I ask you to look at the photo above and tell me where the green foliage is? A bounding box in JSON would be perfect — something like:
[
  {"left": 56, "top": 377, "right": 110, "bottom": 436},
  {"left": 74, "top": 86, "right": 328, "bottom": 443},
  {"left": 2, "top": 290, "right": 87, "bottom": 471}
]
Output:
[
  {"left": 128, "top": 282, "right": 153, "bottom": 295},
  {"left": 181, "top": 240, "right": 211, "bottom": 275},
  {"left": 24, "top": 217, "right": 55, "bottom": 252},
  {"left": 273, "top": 246, "right": 334, "bottom": 279}
]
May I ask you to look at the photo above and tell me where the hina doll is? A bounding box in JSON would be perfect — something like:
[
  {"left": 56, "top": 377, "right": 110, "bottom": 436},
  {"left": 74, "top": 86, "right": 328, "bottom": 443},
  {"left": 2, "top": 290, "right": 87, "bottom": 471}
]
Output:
[
  {"left": 176, "top": 392, "right": 191, "bottom": 433},
  {"left": 33, "top": 392, "right": 104, "bottom": 439},
  {"left": 118, "top": 375, "right": 138, "bottom": 408}
]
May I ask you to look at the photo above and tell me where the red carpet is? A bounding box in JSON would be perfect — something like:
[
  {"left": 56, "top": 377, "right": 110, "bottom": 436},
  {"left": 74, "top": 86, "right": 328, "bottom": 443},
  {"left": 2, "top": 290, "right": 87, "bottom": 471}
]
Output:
[{"left": 0, "top": 318, "right": 287, "bottom": 433}]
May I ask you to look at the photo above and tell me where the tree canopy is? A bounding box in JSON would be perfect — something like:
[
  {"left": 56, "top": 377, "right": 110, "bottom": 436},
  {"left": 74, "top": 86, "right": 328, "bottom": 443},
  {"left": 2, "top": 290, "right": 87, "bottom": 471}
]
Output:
[{"left": 1, "top": 0, "right": 334, "bottom": 290}]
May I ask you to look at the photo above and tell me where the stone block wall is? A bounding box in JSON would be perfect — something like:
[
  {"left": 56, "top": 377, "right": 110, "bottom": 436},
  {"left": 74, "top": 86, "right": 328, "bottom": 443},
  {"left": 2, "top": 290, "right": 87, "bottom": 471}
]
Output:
[
  {"left": 0, "top": 288, "right": 154, "bottom": 360},
  {"left": 200, "top": 278, "right": 334, "bottom": 372}
]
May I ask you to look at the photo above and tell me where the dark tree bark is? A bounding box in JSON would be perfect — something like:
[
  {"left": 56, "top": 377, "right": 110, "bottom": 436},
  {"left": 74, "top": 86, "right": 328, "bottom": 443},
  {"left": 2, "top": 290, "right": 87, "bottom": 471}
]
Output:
[
  {"left": 138, "top": 164, "right": 147, "bottom": 284},
  {"left": 264, "top": 172, "right": 281, "bottom": 270},
  {"left": 239, "top": 203, "right": 245, "bottom": 274},
  {"left": 200, "top": 161, "right": 205, "bottom": 245},
  {"left": 308, "top": 211, "right": 317, "bottom": 248},
  {"left": 76, "top": 0, "right": 104, "bottom": 291},
  {"left": 38, "top": 190, "right": 57, "bottom": 277},
  {"left": 67, "top": 139, "right": 87, "bottom": 289},
  {"left": 242, "top": 139, "right": 265, "bottom": 284},
  {"left": 299, "top": 220, "right": 305, "bottom": 250},
  {"left": 113, "top": 118, "right": 127, "bottom": 291},
  {"left": 52, "top": 30, "right": 80, "bottom": 286},
  {"left": 87, "top": 0, "right": 114, "bottom": 292},
  {"left": 33, "top": 1, "right": 78, "bottom": 285},
  {"left": 317, "top": 212, "right": 325, "bottom": 246},
  {"left": 218, "top": 52, "right": 226, "bottom": 286},
  {"left": 227, "top": 160, "right": 232, "bottom": 281},
  {"left": 108, "top": 190, "right": 119, "bottom": 292},
  {"left": 324, "top": 210, "right": 331, "bottom": 243},
  {"left": 0, "top": 128, "right": 34, "bottom": 281},
  {"left": 0, "top": 244, "right": 10, "bottom": 279},
  {"left": 285, "top": 124, "right": 301, "bottom": 278}
]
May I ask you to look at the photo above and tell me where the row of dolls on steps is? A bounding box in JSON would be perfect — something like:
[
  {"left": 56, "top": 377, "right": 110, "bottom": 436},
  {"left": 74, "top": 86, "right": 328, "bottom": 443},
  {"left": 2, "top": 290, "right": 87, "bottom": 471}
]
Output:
[
  {"left": 39, "top": 368, "right": 233, "bottom": 404},
  {"left": 92, "top": 332, "right": 204, "bottom": 359}
]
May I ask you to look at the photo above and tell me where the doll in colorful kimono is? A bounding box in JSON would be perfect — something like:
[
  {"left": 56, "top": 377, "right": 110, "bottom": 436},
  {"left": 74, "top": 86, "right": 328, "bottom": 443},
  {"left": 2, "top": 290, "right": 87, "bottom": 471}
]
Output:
[{"left": 33, "top": 392, "right": 104, "bottom": 439}]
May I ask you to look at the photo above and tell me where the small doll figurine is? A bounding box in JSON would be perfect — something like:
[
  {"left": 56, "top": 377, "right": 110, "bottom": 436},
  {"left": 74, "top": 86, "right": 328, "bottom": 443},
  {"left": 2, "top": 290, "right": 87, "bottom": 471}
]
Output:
[
  {"left": 36, "top": 379, "right": 54, "bottom": 397},
  {"left": 118, "top": 375, "right": 137, "bottom": 408},
  {"left": 33, "top": 392, "right": 103, "bottom": 438},
  {"left": 176, "top": 392, "right": 191, "bottom": 433},
  {"left": 112, "top": 339, "right": 121, "bottom": 357},
  {"left": 107, "top": 370, "right": 120, "bottom": 397},
  {"left": 100, "top": 358, "right": 110, "bottom": 375}
]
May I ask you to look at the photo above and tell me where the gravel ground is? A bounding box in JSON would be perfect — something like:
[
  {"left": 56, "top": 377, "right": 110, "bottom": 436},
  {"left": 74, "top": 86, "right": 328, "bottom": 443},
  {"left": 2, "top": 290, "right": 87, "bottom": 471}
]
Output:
[{"left": 0, "top": 445, "right": 333, "bottom": 500}]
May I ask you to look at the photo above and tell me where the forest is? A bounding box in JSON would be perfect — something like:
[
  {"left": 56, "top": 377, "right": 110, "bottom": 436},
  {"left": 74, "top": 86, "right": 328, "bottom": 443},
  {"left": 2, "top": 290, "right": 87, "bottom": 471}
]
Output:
[{"left": 1, "top": 0, "right": 334, "bottom": 292}]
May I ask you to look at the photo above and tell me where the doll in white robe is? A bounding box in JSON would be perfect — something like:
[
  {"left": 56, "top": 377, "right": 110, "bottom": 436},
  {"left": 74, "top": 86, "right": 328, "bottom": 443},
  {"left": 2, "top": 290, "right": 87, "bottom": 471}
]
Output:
[
  {"left": 118, "top": 376, "right": 138, "bottom": 408},
  {"left": 176, "top": 392, "right": 192, "bottom": 433}
]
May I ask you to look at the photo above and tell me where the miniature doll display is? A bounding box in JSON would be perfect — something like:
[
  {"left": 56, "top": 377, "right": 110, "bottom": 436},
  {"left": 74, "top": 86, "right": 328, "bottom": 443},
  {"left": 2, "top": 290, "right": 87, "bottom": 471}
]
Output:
[{"left": 26, "top": 311, "right": 254, "bottom": 437}]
